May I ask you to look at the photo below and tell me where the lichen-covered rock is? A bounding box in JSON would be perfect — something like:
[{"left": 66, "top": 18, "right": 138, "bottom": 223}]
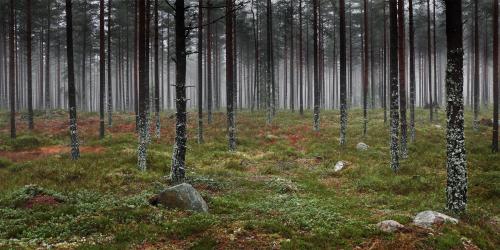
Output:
[
  {"left": 356, "top": 142, "right": 369, "bottom": 151},
  {"left": 377, "top": 220, "right": 405, "bottom": 233},
  {"left": 150, "top": 183, "right": 208, "bottom": 212},
  {"left": 333, "top": 161, "right": 351, "bottom": 172},
  {"left": 413, "top": 210, "right": 458, "bottom": 228}
]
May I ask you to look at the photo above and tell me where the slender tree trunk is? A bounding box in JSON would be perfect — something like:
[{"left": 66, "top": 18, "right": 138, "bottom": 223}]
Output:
[
  {"left": 65, "top": 0, "right": 80, "bottom": 159},
  {"left": 473, "top": 0, "right": 480, "bottom": 130},
  {"left": 155, "top": 0, "right": 161, "bottom": 138},
  {"left": 409, "top": 0, "right": 416, "bottom": 142},
  {"left": 299, "top": 0, "right": 304, "bottom": 115},
  {"left": 197, "top": 0, "right": 203, "bottom": 143},
  {"left": 493, "top": 0, "right": 499, "bottom": 152},
  {"left": 99, "top": 0, "right": 105, "bottom": 139},
  {"left": 444, "top": 0, "right": 467, "bottom": 213},
  {"left": 108, "top": 0, "right": 113, "bottom": 127},
  {"left": 389, "top": 0, "right": 400, "bottom": 172},
  {"left": 26, "top": 0, "right": 33, "bottom": 129},
  {"left": 339, "top": 0, "right": 347, "bottom": 146},
  {"left": 266, "top": 0, "right": 273, "bottom": 123},
  {"left": 134, "top": 0, "right": 139, "bottom": 130},
  {"left": 138, "top": 0, "right": 149, "bottom": 171},
  {"left": 45, "top": 0, "right": 51, "bottom": 114},
  {"left": 289, "top": 2, "right": 294, "bottom": 112},
  {"left": 383, "top": 1, "right": 387, "bottom": 124},
  {"left": 362, "top": 0, "right": 369, "bottom": 136},
  {"left": 227, "top": 0, "right": 236, "bottom": 150},
  {"left": 398, "top": 0, "right": 407, "bottom": 158},
  {"left": 313, "top": 0, "right": 320, "bottom": 131},
  {"left": 427, "top": 0, "right": 433, "bottom": 121},
  {"left": 9, "top": 0, "right": 15, "bottom": 139},
  {"left": 206, "top": 2, "right": 212, "bottom": 123},
  {"left": 171, "top": 0, "right": 188, "bottom": 182}
]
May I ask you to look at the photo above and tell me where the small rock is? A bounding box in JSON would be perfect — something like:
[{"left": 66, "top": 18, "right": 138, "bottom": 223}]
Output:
[
  {"left": 333, "top": 161, "right": 351, "bottom": 172},
  {"left": 150, "top": 183, "right": 208, "bottom": 212},
  {"left": 434, "top": 125, "right": 442, "bottom": 129},
  {"left": 265, "top": 134, "right": 279, "bottom": 140},
  {"left": 413, "top": 210, "right": 458, "bottom": 228},
  {"left": 377, "top": 220, "right": 405, "bottom": 233},
  {"left": 356, "top": 142, "right": 369, "bottom": 151}
]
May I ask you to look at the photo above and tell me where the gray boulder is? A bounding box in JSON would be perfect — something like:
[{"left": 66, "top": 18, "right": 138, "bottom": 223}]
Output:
[
  {"left": 377, "top": 220, "right": 405, "bottom": 233},
  {"left": 413, "top": 210, "right": 458, "bottom": 228},
  {"left": 333, "top": 161, "right": 351, "bottom": 172},
  {"left": 356, "top": 142, "right": 369, "bottom": 151},
  {"left": 150, "top": 183, "right": 208, "bottom": 212}
]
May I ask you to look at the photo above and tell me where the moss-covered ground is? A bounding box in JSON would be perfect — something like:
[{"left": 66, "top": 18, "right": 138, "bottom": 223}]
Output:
[{"left": 0, "top": 108, "right": 498, "bottom": 249}]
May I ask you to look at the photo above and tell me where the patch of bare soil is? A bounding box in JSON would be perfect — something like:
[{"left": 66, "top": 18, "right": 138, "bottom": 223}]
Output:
[
  {"left": 0, "top": 145, "right": 105, "bottom": 162},
  {"left": 23, "top": 195, "right": 62, "bottom": 209}
]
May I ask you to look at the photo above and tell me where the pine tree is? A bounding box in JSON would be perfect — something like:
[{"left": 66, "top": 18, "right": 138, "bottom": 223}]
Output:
[
  {"left": 398, "top": 0, "right": 407, "bottom": 158},
  {"left": 493, "top": 0, "right": 499, "bottom": 152},
  {"left": 171, "top": 0, "right": 188, "bottom": 183},
  {"left": 473, "top": 0, "right": 480, "bottom": 131},
  {"left": 99, "top": 0, "right": 105, "bottom": 139},
  {"left": 409, "top": 0, "right": 416, "bottom": 142},
  {"left": 155, "top": 0, "right": 161, "bottom": 138},
  {"left": 362, "top": 0, "right": 369, "bottom": 136},
  {"left": 107, "top": 0, "right": 113, "bottom": 127},
  {"left": 227, "top": 0, "right": 236, "bottom": 150},
  {"left": 389, "top": 0, "right": 400, "bottom": 172},
  {"left": 444, "top": 0, "right": 467, "bottom": 213},
  {"left": 339, "top": 0, "right": 347, "bottom": 146},
  {"left": 26, "top": 0, "right": 33, "bottom": 130},
  {"left": 9, "top": 0, "right": 15, "bottom": 139},
  {"left": 138, "top": 0, "right": 148, "bottom": 171},
  {"left": 313, "top": 0, "right": 320, "bottom": 131},
  {"left": 65, "top": 0, "right": 80, "bottom": 159},
  {"left": 197, "top": 0, "right": 203, "bottom": 143}
]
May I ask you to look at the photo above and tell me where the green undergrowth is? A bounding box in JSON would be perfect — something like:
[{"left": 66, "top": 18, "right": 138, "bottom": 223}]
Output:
[{"left": 0, "top": 109, "right": 498, "bottom": 249}]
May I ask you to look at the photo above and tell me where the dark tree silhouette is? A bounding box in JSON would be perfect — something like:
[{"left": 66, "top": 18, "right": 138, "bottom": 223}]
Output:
[
  {"left": 389, "top": 0, "right": 400, "bottom": 172},
  {"left": 227, "top": 0, "right": 236, "bottom": 150},
  {"left": 197, "top": 0, "right": 203, "bottom": 143},
  {"left": 493, "top": 0, "right": 499, "bottom": 152},
  {"left": 313, "top": 0, "right": 320, "bottom": 131},
  {"left": 65, "top": 0, "right": 80, "bottom": 159},
  {"left": 444, "top": 0, "right": 467, "bottom": 213},
  {"left": 409, "top": 0, "right": 416, "bottom": 142},
  {"left": 9, "top": 0, "right": 15, "bottom": 139},
  {"left": 99, "top": 0, "right": 105, "bottom": 139},
  {"left": 398, "top": 0, "right": 407, "bottom": 158},
  {"left": 26, "top": 0, "right": 33, "bottom": 130},
  {"left": 339, "top": 0, "right": 347, "bottom": 146},
  {"left": 171, "top": 0, "right": 188, "bottom": 182}
]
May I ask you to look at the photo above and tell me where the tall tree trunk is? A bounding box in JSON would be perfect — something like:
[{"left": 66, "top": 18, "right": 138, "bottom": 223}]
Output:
[
  {"left": 108, "top": 0, "right": 113, "bottom": 127},
  {"left": 299, "top": 0, "right": 304, "bottom": 115},
  {"left": 138, "top": 0, "right": 148, "bottom": 170},
  {"left": 398, "top": 0, "right": 407, "bottom": 158},
  {"left": 227, "top": 0, "right": 236, "bottom": 150},
  {"left": 65, "top": 0, "right": 80, "bottom": 159},
  {"left": 81, "top": 2, "right": 86, "bottom": 111},
  {"left": 134, "top": 0, "right": 139, "bottom": 130},
  {"left": 26, "top": 0, "right": 33, "bottom": 129},
  {"left": 444, "top": 0, "right": 467, "bottom": 213},
  {"left": 339, "top": 0, "right": 347, "bottom": 146},
  {"left": 207, "top": 1, "right": 212, "bottom": 123},
  {"left": 409, "top": 0, "right": 416, "bottom": 142},
  {"left": 171, "top": 0, "right": 188, "bottom": 182},
  {"left": 289, "top": 2, "right": 294, "bottom": 112},
  {"left": 473, "top": 0, "right": 480, "bottom": 130},
  {"left": 427, "top": 0, "right": 433, "bottom": 121},
  {"left": 389, "top": 0, "right": 400, "bottom": 172},
  {"left": 266, "top": 0, "right": 273, "bottom": 123},
  {"left": 9, "top": 0, "right": 15, "bottom": 139},
  {"left": 313, "top": 0, "right": 320, "bottom": 131},
  {"left": 99, "top": 0, "right": 105, "bottom": 139},
  {"left": 155, "top": 0, "right": 161, "bottom": 138},
  {"left": 383, "top": 1, "right": 387, "bottom": 124},
  {"left": 197, "top": 0, "right": 203, "bottom": 143},
  {"left": 45, "top": 0, "right": 51, "bottom": 114},
  {"left": 362, "top": 0, "right": 369, "bottom": 136},
  {"left": 493, "top": 0, "right": 499, "bottom": 152}
]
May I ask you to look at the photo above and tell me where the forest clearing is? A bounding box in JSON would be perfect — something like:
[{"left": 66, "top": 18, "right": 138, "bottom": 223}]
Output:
[
  {"left": 1, "top": 0, "right": 500, "bottom": 248},
  {"left": 0, "top": 109, "right": 498, "bottom": 249}
]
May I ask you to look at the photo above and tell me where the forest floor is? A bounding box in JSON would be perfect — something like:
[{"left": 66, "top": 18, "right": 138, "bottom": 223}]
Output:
[{"left": 0, "top": 108, "right": 498, "bottom": 249}]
